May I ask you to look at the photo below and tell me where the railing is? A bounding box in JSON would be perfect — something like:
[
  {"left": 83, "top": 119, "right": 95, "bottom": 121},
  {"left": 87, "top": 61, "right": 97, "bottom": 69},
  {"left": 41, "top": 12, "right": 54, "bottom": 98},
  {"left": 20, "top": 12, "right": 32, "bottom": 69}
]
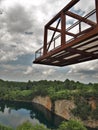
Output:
[{"left": 35, "top": 1, "right": 97, "bottom": 59}]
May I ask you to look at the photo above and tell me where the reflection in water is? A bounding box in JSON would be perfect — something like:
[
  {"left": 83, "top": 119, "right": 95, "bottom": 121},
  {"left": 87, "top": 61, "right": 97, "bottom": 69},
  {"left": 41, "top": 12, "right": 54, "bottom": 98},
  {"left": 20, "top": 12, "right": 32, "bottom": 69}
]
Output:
[
  {"left": 0, "top": 100, "right": 64, "bottom": 129},
  {"left": 0, "top": 101, "right": 97, "bottom": 130}
]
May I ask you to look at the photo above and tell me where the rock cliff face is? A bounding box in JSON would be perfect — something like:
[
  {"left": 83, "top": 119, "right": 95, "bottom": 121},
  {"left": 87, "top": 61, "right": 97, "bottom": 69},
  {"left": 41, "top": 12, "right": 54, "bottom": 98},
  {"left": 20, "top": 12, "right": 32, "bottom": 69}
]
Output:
[
  {"left": 54, "top": 100, "right": 75, "bottom": 120},
  {"left": 32, "top": 96, "right": 52, "bottom": 111},
  {"left": 32, "top": 96, "right": 98, "bottom": 128},
  {"left": 88, "top": 98, "right": 97, "bottom": 110}
]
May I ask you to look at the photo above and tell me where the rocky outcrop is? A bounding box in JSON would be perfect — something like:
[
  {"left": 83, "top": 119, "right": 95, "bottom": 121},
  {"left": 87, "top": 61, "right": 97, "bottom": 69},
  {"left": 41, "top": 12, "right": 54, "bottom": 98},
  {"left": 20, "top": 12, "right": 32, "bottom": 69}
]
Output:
[
  {"left": 32, "top": 96, "right": 75, "bottom": 119},
  {"left": 84, "top": 120, "right": 98, "bottom": 128},
  {"left": 32, "top": 96, "right": 52, "bottom": 111},
  {"left": 32, "top": 96, "right": 98, "bottom": 128},
  {"left": 88, "top": 98, "right": 97, "bottom": 110},
  {"left": 54, "top": 100, "right": 75, "bottom": 120}
]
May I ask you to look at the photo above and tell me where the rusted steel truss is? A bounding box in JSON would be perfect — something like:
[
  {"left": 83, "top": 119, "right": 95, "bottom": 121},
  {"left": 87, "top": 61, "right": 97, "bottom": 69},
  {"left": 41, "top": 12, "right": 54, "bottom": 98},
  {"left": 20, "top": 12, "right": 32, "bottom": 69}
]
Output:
[{"left": 33, "top": 0, "right": 98, "bottom": 66}]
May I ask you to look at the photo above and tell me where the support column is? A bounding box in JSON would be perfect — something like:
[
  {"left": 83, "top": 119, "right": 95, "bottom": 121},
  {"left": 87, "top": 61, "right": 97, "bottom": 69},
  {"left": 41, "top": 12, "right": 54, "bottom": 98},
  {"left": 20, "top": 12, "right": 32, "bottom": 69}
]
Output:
[
  {"left": 95, "top": 0, "right": 98, "bottom": 24},
  {"left": 61, "top": 12, "right": 66, "bottom": 46},
  {"left": 43, "top": 26, "right": 48, "bottom": 55},
  {"left": 79, "top": 22, "right": 81, "bottom": 33}
]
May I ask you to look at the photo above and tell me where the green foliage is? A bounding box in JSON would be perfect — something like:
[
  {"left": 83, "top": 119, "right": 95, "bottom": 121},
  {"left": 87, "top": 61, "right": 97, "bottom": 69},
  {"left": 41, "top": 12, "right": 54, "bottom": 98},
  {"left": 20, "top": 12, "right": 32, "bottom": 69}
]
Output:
[
  {"left": 58, "top": 120, "right": 87, "bottom": 130},
  {"left": 0, "top": 120, "right": 87, "bottom": 130},
  {"left": 64, "top": 79, "right": 77, "bottom": 90},
  {"left": 72, "top": 98, "right": 91, "bottom": 120},
  {"left": 17, "top": 121, "right": 49, "bottom": 130},
  {"left": 0, "top": 121, "right": 50, "bottom": 130},
  {"left": 0, "top": 124, "right": 13, "bottom": 130},
  {"left": 91, "top": 105, "right": 98, "bottom": 120},
  {"left": 17, "top": 121, "right": 33, "bottom": 130},
  {"left": 50, "top": 90, "right": 72, "bottom": 101}
]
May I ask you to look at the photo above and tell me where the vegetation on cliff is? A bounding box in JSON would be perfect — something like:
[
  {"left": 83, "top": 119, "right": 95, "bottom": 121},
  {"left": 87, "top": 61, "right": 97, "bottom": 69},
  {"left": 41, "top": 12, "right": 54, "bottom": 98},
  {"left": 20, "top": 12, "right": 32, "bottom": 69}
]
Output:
[{"left": 0, "top": 79, "right": 98, "bottom": 121}]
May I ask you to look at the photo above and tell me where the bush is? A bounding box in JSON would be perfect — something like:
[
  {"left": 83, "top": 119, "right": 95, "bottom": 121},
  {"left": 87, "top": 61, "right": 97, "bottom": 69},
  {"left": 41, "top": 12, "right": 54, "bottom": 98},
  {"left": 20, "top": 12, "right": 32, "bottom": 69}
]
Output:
[
  {"left": 91, "top": 106, "right": 98, "bottom": 120},
  {"left": 58, "top": 120, "right": 87, "bottom": 130},
  {"left": 71, "top": 98, "right": 91, "bottom": 120},
  {"left": 0, "top": 124, "right": 13, "bottom": 130},
  {"left": 50, "top": 90, "right": 72, "bottom": 101},
  {"left": 17, "top": 121, "right": 50, "bottom": 130}
]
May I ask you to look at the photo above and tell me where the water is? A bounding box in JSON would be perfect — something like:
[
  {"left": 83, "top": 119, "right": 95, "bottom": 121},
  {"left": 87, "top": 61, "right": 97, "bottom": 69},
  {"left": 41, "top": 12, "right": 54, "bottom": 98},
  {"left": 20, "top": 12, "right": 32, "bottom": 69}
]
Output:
[
  {"left": 0, "top": 100, "right": 64, "bottom": 129},
  {"left": 0, "top": 101, "right": 97, "bottom": 130}
]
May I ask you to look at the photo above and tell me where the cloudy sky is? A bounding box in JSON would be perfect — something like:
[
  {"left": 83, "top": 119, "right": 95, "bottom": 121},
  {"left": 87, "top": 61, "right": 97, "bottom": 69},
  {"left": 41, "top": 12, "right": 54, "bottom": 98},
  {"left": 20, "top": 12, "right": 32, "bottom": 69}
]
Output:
[{"left": 0, "top": 0, "right": 98, "bottom": 83}]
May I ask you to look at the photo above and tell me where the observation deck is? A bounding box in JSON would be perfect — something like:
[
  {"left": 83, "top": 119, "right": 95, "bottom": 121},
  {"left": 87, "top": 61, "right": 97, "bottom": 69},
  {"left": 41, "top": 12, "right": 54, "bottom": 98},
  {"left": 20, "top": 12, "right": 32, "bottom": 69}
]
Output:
[{"left": 33, "top": 0, "right": 98, "bottom": 66}]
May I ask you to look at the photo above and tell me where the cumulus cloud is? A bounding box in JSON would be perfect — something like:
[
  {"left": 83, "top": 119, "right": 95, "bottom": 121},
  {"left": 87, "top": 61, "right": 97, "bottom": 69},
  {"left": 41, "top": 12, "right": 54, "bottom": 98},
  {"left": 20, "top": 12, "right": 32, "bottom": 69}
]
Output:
[
  {"left": 24, "top": 66, "right": 33, "bottom": 75},
  {"left": 0, "top": 0, "right": 71, "bottom": 64},
  {"left": 0, "top": 0, "right": 97, "bottom": 83},
  {"left": 67, "top": 60, "right": 98, "bottom": 82},
  {"left": 0, "top": 0, "right": 3, "bottom": 3},
  {"left": 73, "top": 0, "right": 95, "bottom": 13},
  {"left": 6, "top": 4, "right": 33, "bottom": 34},
  {"left": 68, "top": 60, "right": 98, "bottom": 74},
  {"left": 42, "top": 68, "right": 55, "bottom": 76},
  {"left": 0, "top": 4, "right": 37, "bottom": 63}
]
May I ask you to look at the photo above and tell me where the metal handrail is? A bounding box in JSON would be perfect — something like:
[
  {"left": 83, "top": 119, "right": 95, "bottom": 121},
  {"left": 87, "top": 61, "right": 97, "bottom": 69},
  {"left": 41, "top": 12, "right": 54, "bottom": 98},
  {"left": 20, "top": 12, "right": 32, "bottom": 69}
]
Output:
[{"left": 35, "top": 9, "right": 96, "bottom": 59}]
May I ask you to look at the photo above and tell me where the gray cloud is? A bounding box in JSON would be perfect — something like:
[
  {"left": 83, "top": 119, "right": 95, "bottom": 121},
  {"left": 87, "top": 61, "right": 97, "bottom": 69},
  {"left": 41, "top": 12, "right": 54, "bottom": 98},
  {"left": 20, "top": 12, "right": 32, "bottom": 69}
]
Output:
[
  {"left": 73, "top": 0, "right": 95, "bottom": 13},
  {"left": 0, "top": 4, "right": 37, "bottom": 63},
  {"left": 67, "top": 60, "right": 98, "bottom": 83},
  {"left": 0, "top": 0, "right": 3, "bottom": 3},
  {"left": 6, "top": 4, "right": 33, "bottom": 34}
]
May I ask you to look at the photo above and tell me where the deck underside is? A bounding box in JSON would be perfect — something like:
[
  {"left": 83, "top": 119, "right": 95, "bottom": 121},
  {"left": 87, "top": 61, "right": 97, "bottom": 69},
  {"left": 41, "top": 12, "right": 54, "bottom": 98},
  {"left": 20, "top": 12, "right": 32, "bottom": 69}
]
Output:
[
  {"left": 33, "top": 0, "right": 98, "bottom": 67},
  {"left": 34, "top": 28, "right": 98, "bottom": 66}
]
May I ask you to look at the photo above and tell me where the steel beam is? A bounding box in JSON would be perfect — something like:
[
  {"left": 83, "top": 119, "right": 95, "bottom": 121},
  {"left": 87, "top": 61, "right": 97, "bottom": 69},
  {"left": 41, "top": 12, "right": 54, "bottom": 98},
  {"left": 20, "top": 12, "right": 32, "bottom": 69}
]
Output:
[
  {"left": 48, "top": 26, "right": 75, "bottom": 37},
  {"left": 45, "top": 0, "right": 80, "bottom": 27},
  {"left": 61, "top": 12, "right": 66, "bottom": 45},
  {"left": 95, "top": 0, "right": 98, "bottom": 24},
  {"left": 43, "top": 27, "right": 48, "bottom": 55},
  {"left": 66, "top": 11, "right": 96, "bottom": 26},
  {"left": 47, "top": 19, "right": 61, "bottom": 51}
]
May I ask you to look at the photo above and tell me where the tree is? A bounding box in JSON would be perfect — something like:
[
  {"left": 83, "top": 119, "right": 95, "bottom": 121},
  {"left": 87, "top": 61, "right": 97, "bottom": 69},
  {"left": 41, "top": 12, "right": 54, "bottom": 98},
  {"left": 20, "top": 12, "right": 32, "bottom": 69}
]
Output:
[
  {"left": 26, "top": 80, "right": 32, "bottom": 90},
  {"left": 72, "top": 99, "right": 91, "bottom": 120},
  {"left": 17, "top": 121, "right": 49, "bottom": 130},
  {"left": 58, "top": 120, "right": 87, "bottom": 130}
]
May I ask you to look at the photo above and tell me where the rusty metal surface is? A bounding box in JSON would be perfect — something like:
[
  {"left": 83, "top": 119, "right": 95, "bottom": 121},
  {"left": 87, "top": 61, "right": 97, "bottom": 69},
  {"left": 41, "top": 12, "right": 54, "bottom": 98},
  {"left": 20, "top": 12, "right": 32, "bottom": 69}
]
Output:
[{"left": 33, "top": 0, "right": 98, "bottom": 67}]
